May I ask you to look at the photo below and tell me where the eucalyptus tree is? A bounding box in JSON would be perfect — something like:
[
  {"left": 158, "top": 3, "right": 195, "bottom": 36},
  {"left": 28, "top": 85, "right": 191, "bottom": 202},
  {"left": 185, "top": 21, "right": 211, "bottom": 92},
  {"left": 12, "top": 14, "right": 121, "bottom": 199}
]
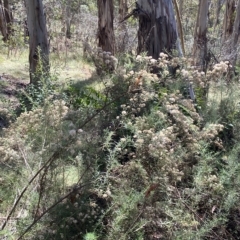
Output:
[
  {"left": 25, "top": 0, "right": 49, "bottom": 84},
  {"left": 0, "top": 0, "right": 13, "bottom": 42},
  {"left": 97, "top": 0, "right": 115, "bottom": 55},
  {"left": 192, "top": 0, "right": 209, "bottom": 71},
  {"left": 136, "top": 0, "right": 182, "bottom": 59},
  {"left": 179, "top": 0, "right": 183, "bottom": 15},
  {"left": 59, "top": 0, "right": 82, "bottom": 39},
  {"left": 223, "top": 0, "right": 235, "bottom": 42},
  {"left": 118, "top": 0, "right": 128, "bottom": 52},
  {"left": 214, "top": 0, "right": 225, "bottom": 28},
  {"left": 231, "top": 0, "right": 240, "bottom": 66}
]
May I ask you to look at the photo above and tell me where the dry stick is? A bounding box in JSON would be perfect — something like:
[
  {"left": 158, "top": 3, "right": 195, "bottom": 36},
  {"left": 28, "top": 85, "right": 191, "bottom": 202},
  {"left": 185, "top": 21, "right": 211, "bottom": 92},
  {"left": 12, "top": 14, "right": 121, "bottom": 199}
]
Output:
[
  {"left": 33, "top": 167, "right": 47, "bottom": 220},
  {"left": 34, "top": 146, "right": 66, "bottom": 220},
  {"left": 0, "top": 150, "right": 61, "bottom": 231},
  {"left": 17, "top": 182, "right": 91, "bottom": 240},
  {"left": 17, "top": 164, "right": 91, "bottom": 240},
  {"left": 1, "top": 94, "right": 123, "bottom": 231},
  {"left": 124, "top": 209, "right": 144, "bottom": 236},
  {"left": 175, "top": 188, "right": 228, "bottom": 240},
  {"left": 18, "top": 144, "right": 33, "bottom": 175},
  {"left": 173, "top": 0, "right": 185, "bottom": 56}
]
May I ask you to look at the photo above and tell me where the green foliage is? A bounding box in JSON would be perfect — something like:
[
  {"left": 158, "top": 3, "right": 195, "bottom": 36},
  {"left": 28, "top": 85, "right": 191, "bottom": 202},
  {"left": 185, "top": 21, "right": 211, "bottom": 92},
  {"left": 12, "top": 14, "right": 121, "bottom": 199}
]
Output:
[
  {"left": 84, "top": 232, "right": 98, "bottom": 240},
  {"left": 3, "top": 0, "right": 240, "bottom": 239},
  {"left": 18, "top": 61, "right": 59, "bottom": 111},
  {"left": 67, "top": 85, "right": 108, "bottom": 109},
  {"left": 1, "top": 51, "right": 240, "bottom": 240}
]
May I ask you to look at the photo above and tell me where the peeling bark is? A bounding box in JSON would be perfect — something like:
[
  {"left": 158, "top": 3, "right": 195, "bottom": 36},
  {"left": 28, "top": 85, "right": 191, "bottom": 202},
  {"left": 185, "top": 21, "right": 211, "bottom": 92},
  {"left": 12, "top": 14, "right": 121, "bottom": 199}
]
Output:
[
  {"left": 137, "top": 0, "right": 182, "bottom": 59},
  {"left": 192, "top": 0, "right": 209, "bottom": 71},
  {"left": 25, "top": 0, "right": 49, "bottom": 84},
  {"left": 97, "top": 0, "right": 115, "bottom": 55}
]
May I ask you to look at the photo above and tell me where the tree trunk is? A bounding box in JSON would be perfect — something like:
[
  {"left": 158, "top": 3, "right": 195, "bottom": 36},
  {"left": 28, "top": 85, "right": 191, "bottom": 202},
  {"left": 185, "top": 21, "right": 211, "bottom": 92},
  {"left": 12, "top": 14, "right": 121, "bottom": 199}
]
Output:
[
  {"left": 0, "top": 0, "right": 13, "bottom": 42},
  {"left": 192, "top": 0, "right": 209, "bottom": 71},
  {"left": 65, "top": 4, "right": 72, "bottom": 39},
  {"left": 173, "top": 0, "right": 185, "bottom": 56},
  {"left": 119, "top": 0, "right": 128, "bottom": 21},
  {"left": 0, "top": 2, "right": 7, "bottom": 41},
  {"left": 25, "top": 0, "right": 49, "bottom": 84},
  {"left": 223, "top": 0, "right": 235, "bottom": 42},
  {"left": 214, "top": 0, "right": 225, "bottom": 28},
  {"left": 231, "top": 0, "right": 240, "bottom": 66},
  {"left": 97, "top": 0, "right": 115, "bottom": 55},
  {"left": 137, "top": 0, "right": 182, "bottom": 59},
  {"left": 118, "top": 0, "right": 128, "bottom": 53}
]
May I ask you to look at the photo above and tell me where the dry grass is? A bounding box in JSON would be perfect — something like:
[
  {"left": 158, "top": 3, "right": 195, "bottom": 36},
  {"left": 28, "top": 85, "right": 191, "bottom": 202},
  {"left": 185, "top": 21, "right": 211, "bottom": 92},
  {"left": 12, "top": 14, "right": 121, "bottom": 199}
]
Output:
[
  {"left": 0, "top": 47, "right": 94, "bottom": 84},
  {"left": 0, "top": 51, "right": 29, "bottom": 81}
]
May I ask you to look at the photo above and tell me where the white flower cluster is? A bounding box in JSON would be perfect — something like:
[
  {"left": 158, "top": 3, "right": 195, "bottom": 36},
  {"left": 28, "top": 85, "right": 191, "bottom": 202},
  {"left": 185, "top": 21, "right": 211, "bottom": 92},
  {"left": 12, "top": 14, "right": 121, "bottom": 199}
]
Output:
[
  {"left": 201, "top": 124, "right": 224, "bottom": 140},
  {"left": 148, "top": 126, "right": 176, "bottom": 159},
  {"left": 212, "top": 61, "right": 230, "bottom": 74},
  {"left": 0, "top": 99, "right": 70, "bottom": 162},
  {"left": 93, "top": 47, "right": 118, "bottom": 74}
]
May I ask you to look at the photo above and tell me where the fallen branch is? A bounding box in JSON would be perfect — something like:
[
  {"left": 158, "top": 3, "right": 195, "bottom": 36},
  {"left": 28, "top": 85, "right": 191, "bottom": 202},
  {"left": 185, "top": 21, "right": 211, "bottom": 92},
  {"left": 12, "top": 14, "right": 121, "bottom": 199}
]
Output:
[
  {"left": 1, "top": 150, "right": 62, "bottom": 231},
  {"left": 17, "top": 167, "right": 91, "bottom": 240}
]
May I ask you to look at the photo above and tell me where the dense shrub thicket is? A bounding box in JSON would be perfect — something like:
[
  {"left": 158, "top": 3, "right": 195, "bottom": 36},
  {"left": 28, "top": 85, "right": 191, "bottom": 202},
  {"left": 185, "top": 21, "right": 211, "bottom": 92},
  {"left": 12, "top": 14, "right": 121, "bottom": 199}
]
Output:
[{"left": 1, "top": 52, "right": 240, "bottom": 240}]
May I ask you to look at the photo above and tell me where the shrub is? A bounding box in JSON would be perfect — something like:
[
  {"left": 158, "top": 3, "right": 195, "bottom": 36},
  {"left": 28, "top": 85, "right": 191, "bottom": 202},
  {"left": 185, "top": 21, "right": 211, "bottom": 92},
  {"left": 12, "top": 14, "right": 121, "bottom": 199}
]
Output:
[{"left": 1, "top": 53, "right": 240, "bottom": 240}]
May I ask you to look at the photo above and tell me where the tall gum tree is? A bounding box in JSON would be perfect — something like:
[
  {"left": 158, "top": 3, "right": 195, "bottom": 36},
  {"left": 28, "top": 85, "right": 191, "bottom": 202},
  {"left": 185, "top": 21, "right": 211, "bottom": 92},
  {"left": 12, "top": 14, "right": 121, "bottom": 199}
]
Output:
[
  {"left": 0, "top": 0, "right": 13, "bottom": 42},
  {"left": 25, "top": 0, "right": 49, "bottom": 84},
  {"left": 137, "top": 0, "right": 182, "bottom": 59},
  {"left": 192, "top": 0, "right": 209, "bottom": 71},
  {"left": 223, "top": 0, "right": 236, "bottom": 42},
  {"left": 97, "top": 0, "right": 115, "bottom": 55},
  {"left": 214, "top": 0, "right": 225, "bottom": 28}
]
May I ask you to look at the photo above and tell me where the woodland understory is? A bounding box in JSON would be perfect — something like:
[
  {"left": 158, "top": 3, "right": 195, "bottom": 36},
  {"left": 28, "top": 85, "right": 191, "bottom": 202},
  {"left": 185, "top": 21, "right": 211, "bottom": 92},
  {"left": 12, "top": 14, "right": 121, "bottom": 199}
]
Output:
[{"left": 1, "top": 0, "right": 240, "bottom": 240}]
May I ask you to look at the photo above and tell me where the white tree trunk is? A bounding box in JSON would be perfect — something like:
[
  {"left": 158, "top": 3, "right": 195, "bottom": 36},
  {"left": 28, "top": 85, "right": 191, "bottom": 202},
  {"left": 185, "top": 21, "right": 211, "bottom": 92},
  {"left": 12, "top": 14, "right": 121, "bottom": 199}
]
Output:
[
  {"left": 137, "top": 0, "right": 182, "bottom": 59},
  {"left": 25, "top": 0, "right": 49, "bottom": 84},
  {"left": 192, "top": 0, "right": 209, "bottom": 71},
  {"left": 97, "top": 0, "right": 115, "bottom": 55}
]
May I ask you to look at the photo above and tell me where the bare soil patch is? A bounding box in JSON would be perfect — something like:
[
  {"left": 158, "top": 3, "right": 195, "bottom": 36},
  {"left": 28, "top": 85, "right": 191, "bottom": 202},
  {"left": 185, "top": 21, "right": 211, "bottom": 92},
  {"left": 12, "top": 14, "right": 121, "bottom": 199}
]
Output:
[{"left": 0, "top": 74, "right": 28, "bottom": 128}]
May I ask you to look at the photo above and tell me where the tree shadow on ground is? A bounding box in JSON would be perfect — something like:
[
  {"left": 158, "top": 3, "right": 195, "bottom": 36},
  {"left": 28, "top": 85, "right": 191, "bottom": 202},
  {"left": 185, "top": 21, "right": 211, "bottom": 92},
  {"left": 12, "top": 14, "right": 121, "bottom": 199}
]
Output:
[{"left": 0, "top": 74, "right": 27, "bottom": 130}]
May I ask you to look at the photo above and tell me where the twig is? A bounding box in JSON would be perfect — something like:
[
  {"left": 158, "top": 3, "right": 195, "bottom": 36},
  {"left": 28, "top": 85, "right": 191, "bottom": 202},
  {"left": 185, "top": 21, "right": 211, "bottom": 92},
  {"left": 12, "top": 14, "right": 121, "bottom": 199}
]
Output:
[
  {"left": 17, "top": 167, "right": 91, "bottom": 240},
  {"left": 2, "top": 91, "right": 125, "bottom": 231},
  {"left": 124, "top": 209, "right": 144, "bottom": 235},
  {"left": 33, "top": 168, "right": 47, "bottom": 220},
  {"left": 18, "top": 144, "right": 33, "bottom": 175},
  {"left": 17, "top": 184, "right": 88, "bottom": 240},
  {"left": 1, "top": 150, "right": 61, "bottom": 231},
  {"left": 175, "top": 188, "right": 227, "bottom": 240}
]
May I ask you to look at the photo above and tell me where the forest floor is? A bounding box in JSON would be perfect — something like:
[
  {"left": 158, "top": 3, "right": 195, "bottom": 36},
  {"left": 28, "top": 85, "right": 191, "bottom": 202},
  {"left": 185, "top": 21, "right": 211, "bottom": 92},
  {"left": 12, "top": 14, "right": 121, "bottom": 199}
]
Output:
[{"left": 0, "top": 48, "right": 94, "bottom": 128}]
